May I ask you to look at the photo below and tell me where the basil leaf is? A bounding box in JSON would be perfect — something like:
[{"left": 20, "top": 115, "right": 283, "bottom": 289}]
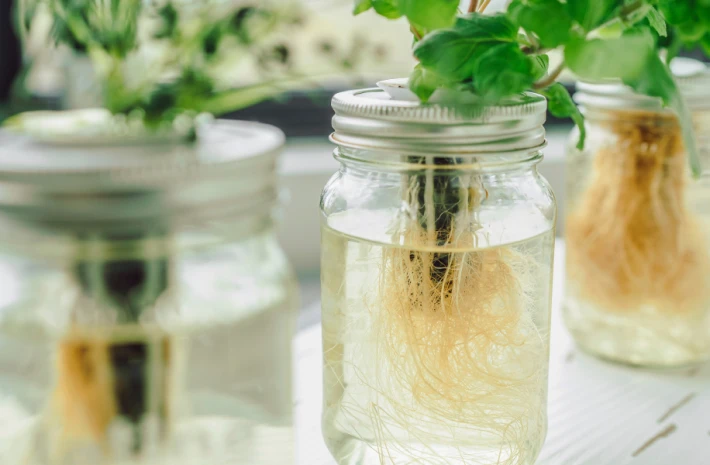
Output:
[
  {"left": 531, "top": 54, "right": 550, "bottom": 80},
  {"left": 473, "top": 43, "right": 535, "bottom": 101},
  {"left": 645, "top": 7, "right": 667, "bottom": 37},
  {"left": 409, "top": 65, "right": 446, "bottom": 102},
  {"left": 657, "top": 0, "right": 693, "bottom": 26},
  {"left": 414, "top": 31, "right": 482, "bottom": 80},
  {"left": 413, "top": 14, "right": 518, "bottom": 81},
  {"left": 567, "top": 0, "right": 617, "bottom": 32},
  {"left": 564, "top": 33, "right": 654, "bottom": 81},
  {"left": 372, "top": 0, "right": 402, "bottom": 19},
  {"left": 399, "top": 0, "right": 458, "bottom": 31},
  {"left": 353, "top": 0, "right": 373, "bottom": 15},
  {"left": 540, "top": 83, "right": 586, "bottom": 149},
  {"left": 702, "top": 33, "right": 710, "bottom": 56},
  {"left": 508, "top": 0, "right": 573, "bottom": 49},
  {"left": 677, "top": 20, "right": 707, "bottom": 42},
  {"left": 453, "top": 13, "right": 518, "bottom": 41}
]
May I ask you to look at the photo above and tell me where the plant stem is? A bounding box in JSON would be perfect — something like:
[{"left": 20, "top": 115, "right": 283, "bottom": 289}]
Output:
[
  {"left": 533, "top": 61, "right": 565, "bottom": 89},
  {"left": 468, "top": 0, "right": 478, "bottom": 13},
  {"left": 595, "top": 0, "right": 646, "bottom": 32},
  {"left": 620, "top": 0, "right": 644, "bottom": 18}
]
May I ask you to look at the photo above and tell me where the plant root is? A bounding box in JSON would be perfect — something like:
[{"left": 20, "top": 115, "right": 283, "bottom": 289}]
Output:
[
  {"left": 331, "top": 180, "right": 547, "bottom": 464},
  {"left": 566, "top": 110, "right": 710, "bottom": 315}
]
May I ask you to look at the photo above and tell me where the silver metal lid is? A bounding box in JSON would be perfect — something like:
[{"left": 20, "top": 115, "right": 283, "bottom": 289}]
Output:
[
  {"left": 0, "top": 119, "right": 284, "bottom": 233},
  {"left": 330, "top": 81, "right": 548, "bottom": 155},
  {"left": 575, "top": 57, "right": 710, "bottom": 111}
]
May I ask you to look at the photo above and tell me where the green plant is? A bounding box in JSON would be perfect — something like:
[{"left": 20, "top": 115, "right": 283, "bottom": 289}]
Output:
[
  {"left": 355, "top": 0, "right": 710, "bottom": 176},
  {"left": 15, "top": 0, "right": 332, "bottom": 135}
]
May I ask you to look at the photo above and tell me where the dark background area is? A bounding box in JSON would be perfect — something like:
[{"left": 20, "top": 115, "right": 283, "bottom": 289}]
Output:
[{"left": 0, "top": 0, "right": 21, "bottom": 103}]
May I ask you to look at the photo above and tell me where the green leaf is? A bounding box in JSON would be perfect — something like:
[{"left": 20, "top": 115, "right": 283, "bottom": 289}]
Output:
[
  {"left": 508, "top": 0, "right": 573, "bottom": 49},
  {"left": 564, "top": 32, "right": 654, "bottom": 81},
  {"left": 399, "top": 0, "right": 458, "bottom": 31},
  {"left": 530, "top": 54, "right": 549, "bottom": 80},
  {"left": 540, "top": 83, "right": 586, "bottom": 150},
  {"left": 645, "top": 6, "right": 667, "bottom": 37},
  {"left": 702, "top": 33, "right": 710, "bottom": 56},
  {"left": 413, "top": 14, "right": 518, "bottom": 81},
  {"left": 624, "top": 54, "right": 701, "bottom": 177},
  {"left": 371, "top": 0, "right": 402, "bottom": 19},
  {"left": 677, "top": 19, "right": 707, "bottom": 42},
  {"left": 657, "top": 0, "right": 693, "bottom": 25},
  {"left": 409, "top": 65, "right": 446, "bottom": 102},
  {"left": 154, "top": 3, "right": 178, "bottom": 39},
  {"left": 353, "top": 0, "right": 372, "bottom": 15},
  {"left": 567, "top": 0, "right": 617, "bottom": 32},
  {"left": 473, "top": 43, "right": 535, "bottom": 101},
  {"left": 664, "top": 29, "right": 683, "bottom": 63},
  {"left": 414, "top": 31, "right": 481, "bottom": 80},
  {"left": 453, "top": 13, "right": 518, "bottom": 41}
]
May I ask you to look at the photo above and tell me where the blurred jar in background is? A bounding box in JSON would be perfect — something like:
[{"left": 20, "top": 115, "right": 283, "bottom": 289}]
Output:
[
  {"left": 563, "top": 58, "right": 710, "bottom": 367},
  {"left": 0, "top": 119, "right": 297, "bottom": 465}
]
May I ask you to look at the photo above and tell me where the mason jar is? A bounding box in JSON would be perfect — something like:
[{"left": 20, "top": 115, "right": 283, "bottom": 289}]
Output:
[
  {"left": 0, "top": 120, "right": 297, "bottom": 465},
  {"left": 563, "top": 59, "right": 710, "bottom": 367},
  {"left": 320, "top": 84, "right": 556, "bottom": 465}
]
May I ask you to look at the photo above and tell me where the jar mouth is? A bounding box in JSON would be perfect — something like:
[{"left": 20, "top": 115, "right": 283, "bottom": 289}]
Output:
[
  {"left": 575, "top": 63, "right": 710, "bottom": 112},
  {"left": 330, "top": 88, "right": 548, "bottom": 155},
  {"left": 333, "top": 146, "right": 545, "bottom": 172},
  {"left": 0, "top": 120, "right": 283, "bottom": 236}
]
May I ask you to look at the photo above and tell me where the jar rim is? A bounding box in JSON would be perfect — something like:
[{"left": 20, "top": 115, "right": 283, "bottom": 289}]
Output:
[
  {"left": 330, "top": 86, "right": 548, "bottom": 155},
  {"left": 0, "top": 119, "right": 283, "bottom": 233},
  {"left": 575, "top": 57, "right": 710, "bottom": 112}
]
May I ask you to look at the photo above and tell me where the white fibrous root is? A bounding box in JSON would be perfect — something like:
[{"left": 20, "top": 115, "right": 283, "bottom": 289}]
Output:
[
  {"left": 328, "top": 174, "right": 548, "bottom": 465},
  {"left": 566, "top": 110, "right": 710, "bottom": 315}
]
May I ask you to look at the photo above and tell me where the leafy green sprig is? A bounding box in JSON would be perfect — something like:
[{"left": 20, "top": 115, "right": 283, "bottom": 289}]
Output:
[
  {"left": 355, "top": 0, "right": 710, "bottom": 176},
  {"left": 18, "top": 0, "right": 321, "bottom": 133}
]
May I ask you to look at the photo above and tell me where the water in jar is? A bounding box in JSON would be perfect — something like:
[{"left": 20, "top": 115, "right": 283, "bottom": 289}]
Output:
[
  {"left": 321, "top": 207, "right": 554, "bottom": 465},
  {"left": 0, "top": 232, "right": 294, "bottom": 465},
  {"left": 563, "top": 117, "right": 710, "bottom": 367}
]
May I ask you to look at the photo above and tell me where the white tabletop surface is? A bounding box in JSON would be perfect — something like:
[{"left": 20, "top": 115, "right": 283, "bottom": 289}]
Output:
[{"left": 293, "top": 241, "right": 710, "bottom": 465}]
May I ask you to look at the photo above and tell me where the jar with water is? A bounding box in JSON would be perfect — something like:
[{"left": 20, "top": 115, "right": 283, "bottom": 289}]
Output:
[
  {"left": 563, "top": 58, "right": 710, "bottom": 367},
  {"left": 320, "top": 83, "right": 556, "bottom": 465},
  {"left": 0, "top": 120, "right": 297, "bottom": 465}
]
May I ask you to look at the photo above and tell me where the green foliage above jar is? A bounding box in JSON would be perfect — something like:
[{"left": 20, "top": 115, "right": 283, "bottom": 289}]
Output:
[
  {"left": 15, "top": 0, "right": 313, "bottom": 137},
  {"left": 354, "top": 0, "right": 710, "bottom": 176}
]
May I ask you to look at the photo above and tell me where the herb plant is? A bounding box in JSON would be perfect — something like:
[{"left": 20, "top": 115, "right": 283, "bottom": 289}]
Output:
[
  {"left": 16, "top": 0, "right": 322, "bottom": 134},
  {"left": 560, "top": 1, "right": 710, "bottom": 353},
  {"left": 355, "top": 0, "right": 710, "bottom": 176}
]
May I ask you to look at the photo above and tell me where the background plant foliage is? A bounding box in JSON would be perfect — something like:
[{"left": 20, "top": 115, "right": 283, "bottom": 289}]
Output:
[
  {"left": 356, "top": 0, "right": 710, "bottom": 176},
  {"left": 17, "top": 0, "right": 323, "bottom": 131}
]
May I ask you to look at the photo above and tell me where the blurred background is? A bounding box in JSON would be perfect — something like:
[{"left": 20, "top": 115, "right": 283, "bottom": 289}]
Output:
[{"left": 1, "top": 0, "right": 708, "bottom": 325}]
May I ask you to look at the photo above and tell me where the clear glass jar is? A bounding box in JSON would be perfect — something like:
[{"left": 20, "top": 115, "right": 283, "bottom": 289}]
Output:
[
  {"left": 563, "top": 69, "right": 710, "bottom": 367},
  {"left": 320, "top": 86, "right": 556, "bottom": 465},
  {"left": 0, "top": 121, "right": 297, "bottom": 465}
]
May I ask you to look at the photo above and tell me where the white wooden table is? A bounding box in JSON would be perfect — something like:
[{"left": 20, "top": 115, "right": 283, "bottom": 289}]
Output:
[{"left": 294, "top": 242, "right": 710, "bottom": 465}]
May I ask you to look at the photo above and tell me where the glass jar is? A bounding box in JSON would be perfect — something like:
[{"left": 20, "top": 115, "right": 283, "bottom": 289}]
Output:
[
  {"left": 563, "top": 60, "right": 710, "bottom": 367},
  {"left": 0, "top": 120, "right": 297, "bottom": 465},
  {"left": 320, "top": 85, "right": 556, "bottom": 465}
]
